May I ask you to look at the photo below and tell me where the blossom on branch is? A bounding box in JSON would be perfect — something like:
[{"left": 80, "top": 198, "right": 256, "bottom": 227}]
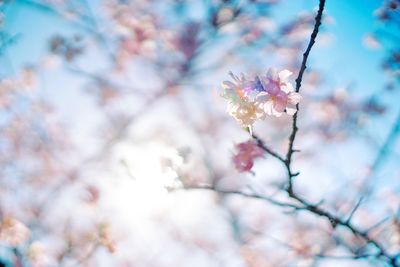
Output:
[
  {"left": 257, "top": 68, "right": 302, "bottom": 117},
  {"left": 221, "top": 72, "right": 265, "bottom": 127},
  {"left": 221, "top": 68, "right": 301, "bottom": 126},
  {"left": 232, "top": 140, "right": 264, "bottom": 172}
]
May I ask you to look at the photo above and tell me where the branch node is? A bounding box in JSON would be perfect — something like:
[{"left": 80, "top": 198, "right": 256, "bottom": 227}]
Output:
[{"left": 292, "top": 172, "right": 300, "bottom": 177}]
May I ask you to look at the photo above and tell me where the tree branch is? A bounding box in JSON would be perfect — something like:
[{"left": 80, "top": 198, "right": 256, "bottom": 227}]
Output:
[
  {"left": 285, "top": 0, "right": 325, "bottom": 194},
  {"left": 187, "top": 184, "right": 398, "bottom": 266},
  {"left": 250, "top": 132, "right": 286, "bottom": 163},
  {"left": 185, "top": 185, "right": 301, "bottom": 210},
  {"left": 246, "top": 1, "right": 398, "bottom": 265}
]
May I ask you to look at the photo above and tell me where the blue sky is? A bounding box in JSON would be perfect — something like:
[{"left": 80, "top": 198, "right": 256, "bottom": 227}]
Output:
[{"left": 2, "top": 0, "right": 389, "bottom": 96}]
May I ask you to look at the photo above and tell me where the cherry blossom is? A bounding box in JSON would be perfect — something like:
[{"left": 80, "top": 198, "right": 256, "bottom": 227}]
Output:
[
  {"left": 221, "top": 69, "right": 302, "bottom": 126},
  {"left": 256, "top": 68, "right": 302, "bottom": 117},
  {"left": 232, "top": 140, "right": 264, "bottom": 172},
  {"left": 221, "top": 72, "right": 265, "bottom": 127}
]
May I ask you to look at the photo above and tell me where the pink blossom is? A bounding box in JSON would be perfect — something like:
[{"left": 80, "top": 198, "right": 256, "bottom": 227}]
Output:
[
  {"left": 232, "top": 140, "right": 264, "bottom": 172},
  {"left": 221, "top": 69, "right": 302, "bottom": 126},
  {"left": 256, "top": 68, "right": 302, "bottom": 117}
]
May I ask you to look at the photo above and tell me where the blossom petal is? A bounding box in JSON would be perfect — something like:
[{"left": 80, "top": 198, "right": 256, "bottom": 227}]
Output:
[
  {"left": 286, "top": 107, "right": 297, "bottom": 115},
  {"left": 274, "top": 99, "right": 287, "bottom": 113},
  {"left": 281, "top": 82, "right": 294, "bottom": 93},
  {"left": 278, "top": 69, "right": 292, "bottom": 81},
  {"left": 263, "top": 99, "right": 274, "bottom": 115},
  {"left": 222, "top": 81, "right": 236, "bottom": 89},
  {"left": 288, "top": 92, "right": 302, "bottom": 104},
  {"left": 272, "top": 108, "right": 283, "bottom": 117}
]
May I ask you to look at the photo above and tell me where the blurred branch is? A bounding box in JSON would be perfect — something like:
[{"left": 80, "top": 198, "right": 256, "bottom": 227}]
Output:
[
  {"left": 345, "top": 196, "right": 364, "bottom": 223},
  {"left": 188, "top": 183, "right": 398, "bottom": 265},
  {"left": 12, "top": 247, "right": 24, "bottom": 267},
  {"left": 0, "top": 33, "right": 21, "bottom": 55},
  {"left": 19, "top": 0, "right": 96, "bottom": 32},
  {"left": 266, "top": 233, "right": 377, "bottom": 262},
  {"left": 364, "top": 108, "right": 400, "bottom": 191},
  {"left": 185, "top": 185, "right": 302, "bottom": 210}
]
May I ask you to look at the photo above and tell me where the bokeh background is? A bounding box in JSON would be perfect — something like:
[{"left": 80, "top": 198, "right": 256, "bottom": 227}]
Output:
[{"left": 0, "top": 0, "right": 399, "bottom": 266}]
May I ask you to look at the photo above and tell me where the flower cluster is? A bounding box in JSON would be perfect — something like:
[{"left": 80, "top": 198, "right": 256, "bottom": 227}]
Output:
[
  {"left": 221, "top": 68, "right": 302, "bottom": 127},
  {"left": 232, "top": 140, "right": 264, "bottom": 172},
  {"left": 222, "top": 68, "right": 302, "bottom": 173}
]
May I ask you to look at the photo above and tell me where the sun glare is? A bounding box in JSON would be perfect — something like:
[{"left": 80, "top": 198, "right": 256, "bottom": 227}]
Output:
[{"left": 101, "top": 142, "right": 185, "bottom": 220}]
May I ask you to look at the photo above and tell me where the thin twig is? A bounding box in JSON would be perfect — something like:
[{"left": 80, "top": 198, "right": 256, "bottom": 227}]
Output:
[
  {"left": 345, "top": 196, "right": 364, "bottom": 223},
  {"left": 185, "top": 185, "right": 301, "bottom": 210},
  {"left": 364, "top": 109, "right": 400, "bottom": 191},
  {"left": 250, "top": 131, "right": 286, "bottom": 163}
]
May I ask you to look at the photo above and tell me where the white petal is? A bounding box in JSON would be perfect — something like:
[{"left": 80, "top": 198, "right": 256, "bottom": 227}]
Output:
[
  {"left": 263, "top": 99, "right": 274, "bottom": 115},
  {"left": 281, "top": 82, "right": 294, "bottom": 93},
  {"left": 286, "top": 107, "right": 297, "bottom": 115},
  {"left": 272, "top": 109, "right": 283, "bottom": 117},
  {"left": 288, "top": 92, "right": 302, "bottom": 104},
  {"left": 222, "top": 81, "right": 236, "bottom": 89},
  {"left": 278, "top": 69, "right": 293, "bottom": 81}
]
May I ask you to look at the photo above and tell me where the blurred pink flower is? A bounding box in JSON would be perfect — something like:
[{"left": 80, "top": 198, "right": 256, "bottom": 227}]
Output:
[
  {"left": 0, "top": 217, "right": 30, "bottom": 247},
  {"left": 232, "top": 140, "right": 264, "bottom": 172}
]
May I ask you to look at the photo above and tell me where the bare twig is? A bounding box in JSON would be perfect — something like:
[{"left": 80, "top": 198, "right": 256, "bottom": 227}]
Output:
[
  {"left": 345, "top": 197, "right": 364, "bottom": 223},
  {"left": 186, "top": 185, "right": 302, "bottom": 210},
  {"left": 364, "top": 109, "right": 400, "bottom": 191},
  {"left": 285, "top": 0, "right": 325, "bottom": 194},
  {"left": 250, "top": 131, "right": 286, "bottom": 163}
]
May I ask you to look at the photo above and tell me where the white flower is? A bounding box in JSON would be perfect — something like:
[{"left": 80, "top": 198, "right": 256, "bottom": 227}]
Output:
[{"left": 222, "top": 72, "right": 265, "bottom": 127}]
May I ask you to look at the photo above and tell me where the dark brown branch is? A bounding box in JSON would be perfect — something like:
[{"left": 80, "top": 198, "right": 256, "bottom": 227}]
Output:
[
  {"left": 284, "top": 194, "right": 397, "bottom": 265},
  {"left": 345, "top": 196, "right": 364, "bottom": 223},
  {"left": 250, "top": 132, "right": 286, "bottom": 163},
  {"left": 285, "top": 0, "right": 325, "bottom": 194}
]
